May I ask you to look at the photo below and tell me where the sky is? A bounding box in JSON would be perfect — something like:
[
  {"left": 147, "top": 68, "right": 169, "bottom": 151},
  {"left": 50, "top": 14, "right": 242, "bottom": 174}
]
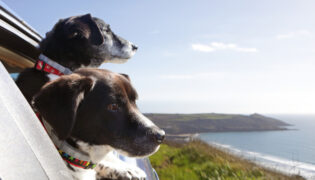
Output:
[{"left": 4, "top": 0, "right": 315, "bottom": 114}]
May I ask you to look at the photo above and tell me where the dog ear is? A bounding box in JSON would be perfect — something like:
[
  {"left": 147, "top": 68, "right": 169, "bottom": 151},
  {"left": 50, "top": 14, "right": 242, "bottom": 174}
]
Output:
[
  {"left": 32, "top": 74, "right": 95, "bottom": 140},
  {"left": 66, "top": 14, "right": 104, "bottom": 45},
  {"left": 120, "top": 73, "right": 130, "bottom": 81}
]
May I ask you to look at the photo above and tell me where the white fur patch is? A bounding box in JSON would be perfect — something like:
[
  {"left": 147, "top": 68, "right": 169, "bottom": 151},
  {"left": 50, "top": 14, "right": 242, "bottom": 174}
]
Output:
[
  {"left": 133, "top": 109, "right": 155, "bottom": 128},
  {"left": 96, "top": 153, "right": 146, "bottom": 180},
  {"left": 47, "top": 73, "right": 59, "bottom": 81},
  {"left": 106, "top": 58, "right": 129, "bottom": 64},
  {"left": 71, "top": 167, "right": 96, "bottom": 180},
  {"left": 109, "top": 40, "right": 136, "bottom": 60},
  {"left": 76, "top": 141, "right": 113, "bottom": 163},
  {"left": 70, "top": 142, "right": 147, "bottom": 180}
]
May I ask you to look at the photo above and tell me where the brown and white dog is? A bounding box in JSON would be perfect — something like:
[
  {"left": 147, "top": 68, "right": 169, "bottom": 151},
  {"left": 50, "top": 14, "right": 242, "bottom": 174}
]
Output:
[
  {"left": 32, "top": 68, "right": 165, "bottom": 180},
  {"left": 16, "top": 14, "right": 137, "bottom": 103}
]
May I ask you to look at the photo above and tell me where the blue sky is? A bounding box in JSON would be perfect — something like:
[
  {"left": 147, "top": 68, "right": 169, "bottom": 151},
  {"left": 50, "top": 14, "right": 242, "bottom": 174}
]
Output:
[{"left": 4, "top": 0, "right": 315, "bottom": 114}]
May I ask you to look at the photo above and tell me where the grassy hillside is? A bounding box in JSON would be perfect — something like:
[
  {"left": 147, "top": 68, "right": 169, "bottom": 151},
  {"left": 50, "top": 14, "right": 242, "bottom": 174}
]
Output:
[
  {"left": 150, "top": 140, "right": 304, "bottom": 180},
  {"left": 145, "top": 113, "right": 290, "bottom": 134}
]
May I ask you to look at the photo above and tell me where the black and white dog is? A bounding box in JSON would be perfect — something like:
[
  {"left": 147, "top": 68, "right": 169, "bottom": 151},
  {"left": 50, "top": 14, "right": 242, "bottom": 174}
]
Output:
[
  {"left": 16, "top": 14, "right": 137, "bottom": 103},
  {"left": 32, "top": 68, "right": 165, "bottom": 180}
]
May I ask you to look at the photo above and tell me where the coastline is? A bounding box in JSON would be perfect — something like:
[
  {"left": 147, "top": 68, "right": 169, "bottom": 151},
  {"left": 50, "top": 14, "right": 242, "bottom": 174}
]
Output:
[
  {"left": 164, "top": 128, "right": 295, "bottom": 142},
  {"left": 165, "top": 133, "right": 199, "bottom": 142},
  {"left": 165, "top": 133, "right": 313, "bottom": 179},
  {"left": 199, "top": 138, "right": 315, "bottom": 179}
]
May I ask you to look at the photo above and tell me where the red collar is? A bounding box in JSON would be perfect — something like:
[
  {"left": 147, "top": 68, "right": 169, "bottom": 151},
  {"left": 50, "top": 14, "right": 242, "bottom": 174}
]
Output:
[{"left": 35, "top": 54, "right": 72, "bottom": 75}]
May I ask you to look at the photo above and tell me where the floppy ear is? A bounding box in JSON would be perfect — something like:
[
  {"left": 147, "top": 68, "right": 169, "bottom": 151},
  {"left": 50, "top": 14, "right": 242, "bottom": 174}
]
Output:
[
  {"left": 120, "top": 73, "right": 130, "bottom": 81},
  {"left": 32, "top": 74, "right": 95, "bottom": 140},
  {"left": 66, "top": 14, "right": 104, "bottom": 45}
]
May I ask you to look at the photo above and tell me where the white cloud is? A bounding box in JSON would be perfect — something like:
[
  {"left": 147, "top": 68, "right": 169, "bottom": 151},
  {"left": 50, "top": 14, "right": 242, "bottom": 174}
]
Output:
[
  {"left": 192, "top": 44, "right": 215, "bottom": 52},
  {"left": 276, "top": 30, "right": 312, "bottom": 40},
  {"left": 192, "top": 42, "right": 258, "bottom": 53}
]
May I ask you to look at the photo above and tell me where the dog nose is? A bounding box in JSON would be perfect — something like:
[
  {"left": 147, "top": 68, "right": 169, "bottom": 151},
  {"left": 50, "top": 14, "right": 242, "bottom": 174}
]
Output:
[
  {"left": 132, "top": 44, "right": 138, "bottom": 51},
  {"left": 154, "top": 129, "right": 165, "bottom": 144}
]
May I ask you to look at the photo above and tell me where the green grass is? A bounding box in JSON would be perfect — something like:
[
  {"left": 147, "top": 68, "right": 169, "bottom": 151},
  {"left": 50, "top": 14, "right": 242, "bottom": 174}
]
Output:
[{"left": 150, "top": 140, "right": 304, "bottom": 180}]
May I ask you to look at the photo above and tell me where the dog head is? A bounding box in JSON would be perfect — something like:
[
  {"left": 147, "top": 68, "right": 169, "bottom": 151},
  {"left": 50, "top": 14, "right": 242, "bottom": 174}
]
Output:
[
  {"left": 40, "top": 14, "right": 137, "bottom": 70},
  {"left": 32, "top": 68, "right": 164, "bottom": 157}
]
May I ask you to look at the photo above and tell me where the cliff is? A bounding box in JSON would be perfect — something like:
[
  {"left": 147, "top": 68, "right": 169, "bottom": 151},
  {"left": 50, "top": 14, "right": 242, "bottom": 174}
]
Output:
[{"left": 145, "top": 113, "right": 290, "bottom": 135}]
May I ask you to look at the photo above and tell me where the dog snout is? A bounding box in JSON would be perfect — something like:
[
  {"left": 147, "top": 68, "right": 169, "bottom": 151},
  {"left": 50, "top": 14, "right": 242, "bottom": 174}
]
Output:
[
  {"left": 151, "top": 128, "right": 165, "bottom": 144},
  {"left": 132, "top": 44, "right": 138, "bottom": 51}
]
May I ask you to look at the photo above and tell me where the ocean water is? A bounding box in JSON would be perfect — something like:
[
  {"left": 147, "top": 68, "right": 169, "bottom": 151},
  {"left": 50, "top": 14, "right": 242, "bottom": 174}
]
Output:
[{"left": 198, "top": 115, "right": 315, "bottom": 179}]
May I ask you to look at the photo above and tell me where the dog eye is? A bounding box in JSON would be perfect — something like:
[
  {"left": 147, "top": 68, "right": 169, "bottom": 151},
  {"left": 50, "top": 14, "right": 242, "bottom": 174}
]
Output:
[
  {"left": 103, "top": 26, "right": 111, "bottom": 33},
  {"left": 68, "top": 31, "right": 79, "bottom": 39},
  {"left": 107, "top": 103, "right": 119, "bottom": 112}
]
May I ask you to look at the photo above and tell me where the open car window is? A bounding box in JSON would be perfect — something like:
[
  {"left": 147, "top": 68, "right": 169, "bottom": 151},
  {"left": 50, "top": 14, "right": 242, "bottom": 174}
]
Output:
[{"left": 0, "top": 1, "right": 40, "bottom": 73}]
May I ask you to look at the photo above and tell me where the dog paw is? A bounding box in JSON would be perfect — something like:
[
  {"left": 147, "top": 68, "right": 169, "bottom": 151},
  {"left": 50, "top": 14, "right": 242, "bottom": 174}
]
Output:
[
  {"left": 96, "top": 163, "right": 146, "bottom": 180},
  {"left": 115, "top": 166, "right": 146, "bottom": 180}
]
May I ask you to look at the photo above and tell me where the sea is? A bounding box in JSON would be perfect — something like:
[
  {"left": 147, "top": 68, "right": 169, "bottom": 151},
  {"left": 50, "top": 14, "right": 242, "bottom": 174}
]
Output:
[{"left": 198, "top": 114, "right": 315, "bottom": 179}]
